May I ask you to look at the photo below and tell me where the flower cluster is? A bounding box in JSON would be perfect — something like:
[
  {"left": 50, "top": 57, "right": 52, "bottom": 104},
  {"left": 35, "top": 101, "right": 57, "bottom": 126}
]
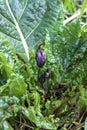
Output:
[{"left": 36, "top": 45, "right": 53, "bottom": 91}]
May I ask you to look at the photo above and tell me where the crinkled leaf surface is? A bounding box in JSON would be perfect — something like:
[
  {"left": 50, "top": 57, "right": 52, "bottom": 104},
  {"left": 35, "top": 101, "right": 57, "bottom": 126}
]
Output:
[
  {"left": 0, "top": 52, "right": 13, "bottom": 86},
  {"left": 0, "top": 121, "right": 14, "bottom": 130},
  {"left": 79, "top": 86, "right": 87, "bottom": 107},
  {"left": 8, "top": 75, "right": 27, "bottom": 98},
  {"left": 0, "top": 44, "right": 27, "bottom": 98},
  {"left": 0, "top": 96, "right": 19, "bottom": 130},
  {"left": 22, "top": 106, "right": 57, "bottom": 130},
  {"left": 0, "top": 0, "right": 62, "bottom": 53}
]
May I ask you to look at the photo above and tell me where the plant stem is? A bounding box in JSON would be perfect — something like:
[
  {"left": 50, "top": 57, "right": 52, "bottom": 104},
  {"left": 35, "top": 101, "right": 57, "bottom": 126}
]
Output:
[
  {"left": 63, "top": 10, "right": 80, "bottom": 25},
  {"left": 63, "top": 8, "right": 87, "bottom": 25}
]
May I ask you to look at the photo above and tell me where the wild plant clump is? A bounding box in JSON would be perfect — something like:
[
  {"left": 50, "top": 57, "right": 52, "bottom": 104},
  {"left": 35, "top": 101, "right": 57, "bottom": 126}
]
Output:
[{"left": 0, "top": 0, "right": 87, "bottom": 130}]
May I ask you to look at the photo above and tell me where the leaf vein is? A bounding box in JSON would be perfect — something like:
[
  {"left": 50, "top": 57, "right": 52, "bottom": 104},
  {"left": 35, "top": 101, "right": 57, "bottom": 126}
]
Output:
[{"left": 18, "top": 0, "right": 28, "bottom": 23}]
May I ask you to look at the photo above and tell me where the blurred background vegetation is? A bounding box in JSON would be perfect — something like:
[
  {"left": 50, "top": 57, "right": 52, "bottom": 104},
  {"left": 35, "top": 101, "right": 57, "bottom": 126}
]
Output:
[{"left": 63, "top": 0, "right": 87, "bottom": 25}]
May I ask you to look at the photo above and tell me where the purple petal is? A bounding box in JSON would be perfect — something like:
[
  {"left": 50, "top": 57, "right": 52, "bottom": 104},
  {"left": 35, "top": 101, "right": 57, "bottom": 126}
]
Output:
[{"left": 36, "top": 49, "right": 45, "bottom": 67}]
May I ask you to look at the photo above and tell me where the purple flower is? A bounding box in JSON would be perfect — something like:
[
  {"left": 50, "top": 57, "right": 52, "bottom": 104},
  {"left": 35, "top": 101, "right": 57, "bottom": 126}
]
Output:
[{"left": 36, "top": 49, "right": 45, "bottom": 67}]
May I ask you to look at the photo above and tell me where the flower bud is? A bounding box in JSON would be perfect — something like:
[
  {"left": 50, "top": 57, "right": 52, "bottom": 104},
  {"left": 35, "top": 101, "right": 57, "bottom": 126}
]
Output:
[{"left": 36, "top": 49, "right": 45, "bottom": 67}]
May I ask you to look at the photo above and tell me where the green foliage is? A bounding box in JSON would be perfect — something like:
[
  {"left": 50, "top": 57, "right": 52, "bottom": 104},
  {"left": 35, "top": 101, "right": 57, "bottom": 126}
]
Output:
[
  {"left": 0, "top": 0, "right": 63, "bottom": 59},
  {"left": 64, "top": 0, "right": 76, "bottom": 13},
  {"left": 22, "top": 106, "right": 56, "bottom": 130},
  {"left": 0, "top": 36, "right": 57, "bottom": 129},
  {"left": 51, "top": 20, "right": 87, "bottom": 86},
  {"left": 0, "top": 1, "right": 87, "bottom": 130},
  {"left": 0, "top": 96, "right": 19, "bottom": 130},
  {"left": 81, "top": 0, "right": 87, "bottom": 16},
  {"left": 79, "top": 86, "right": 87, "bottom": 107}
]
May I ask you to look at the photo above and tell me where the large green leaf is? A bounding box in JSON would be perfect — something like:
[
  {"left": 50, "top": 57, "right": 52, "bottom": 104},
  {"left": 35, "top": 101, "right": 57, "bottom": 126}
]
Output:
[{"left": 0, "top": 0, "right": 62, "bottom": 59}]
